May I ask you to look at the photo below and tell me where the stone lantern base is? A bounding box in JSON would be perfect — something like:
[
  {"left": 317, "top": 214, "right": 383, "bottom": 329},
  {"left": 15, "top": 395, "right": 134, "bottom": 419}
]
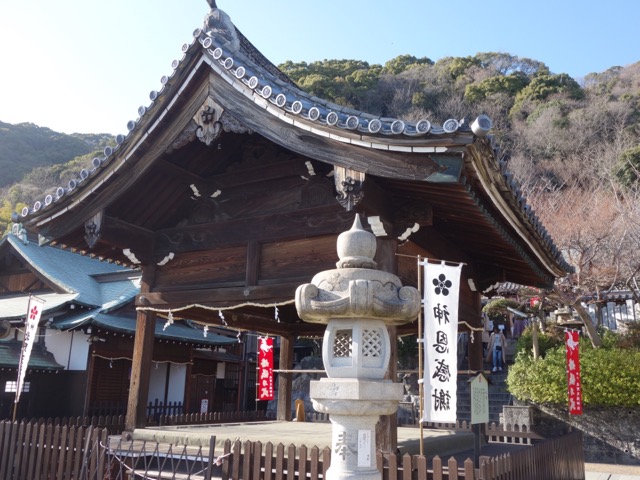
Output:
[{"left": 310, "top": 379, "right": 404, "bottom": 480}]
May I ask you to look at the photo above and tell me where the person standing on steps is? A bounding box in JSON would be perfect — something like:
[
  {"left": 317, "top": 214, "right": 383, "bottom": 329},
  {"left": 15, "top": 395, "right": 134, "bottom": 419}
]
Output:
[{"left": 486, "top": 325, "right": 507, "bottom": 372}]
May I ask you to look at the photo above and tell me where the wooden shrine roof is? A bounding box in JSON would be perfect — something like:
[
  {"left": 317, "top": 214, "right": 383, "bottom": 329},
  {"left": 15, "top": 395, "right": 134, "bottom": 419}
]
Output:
[{"left": 18, "top": 4, "right": 571, "bottom": 336}]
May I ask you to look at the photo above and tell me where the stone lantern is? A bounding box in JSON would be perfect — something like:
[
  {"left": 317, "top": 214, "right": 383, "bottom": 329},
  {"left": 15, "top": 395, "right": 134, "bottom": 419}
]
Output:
[{"left": 295, "top": 216, "right": 420, "bottom": 480}]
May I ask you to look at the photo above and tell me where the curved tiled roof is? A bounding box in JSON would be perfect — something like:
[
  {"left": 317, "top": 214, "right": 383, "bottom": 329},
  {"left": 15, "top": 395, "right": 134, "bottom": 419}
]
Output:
[
  {"left": 18, "top": 8, "right": 487, "bottom": 221},
  {"left": 19, "top": 4, "right": 571, "bottom": 285}
]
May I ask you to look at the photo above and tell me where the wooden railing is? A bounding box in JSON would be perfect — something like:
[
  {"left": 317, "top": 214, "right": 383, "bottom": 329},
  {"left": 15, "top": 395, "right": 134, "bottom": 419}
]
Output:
[
  {"left": 0, "top": 421, "right": 108, "bottom": 480},
  {"left": 8, "top": 410, "right": 270, "bottom": 435},
  {"left": 146, "top": 399, "right": 185, "bottom": 422},
  {"left": 479, "top": 431, "right": 584, "bottom": 480},
  {"left": 156, "top": 409, "right": 270, "bottom": 426},
  {"left": 0, "top": 420, "right": 584, "bottom": 480}
]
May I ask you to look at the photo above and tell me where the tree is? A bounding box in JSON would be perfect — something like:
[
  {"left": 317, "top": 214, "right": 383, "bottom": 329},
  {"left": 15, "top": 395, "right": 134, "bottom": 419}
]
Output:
[
  {"left": 614, "top": 145, "right": 640, "bottom": 189},
  {"left": 464, "top": 71, "right": 530, "bottom": 104},
  {"left": 510, "top": 73, "right": 584, "bottom": 119},
  {"left": 382, "top": 54, "right": 433, "bottom": 75}
]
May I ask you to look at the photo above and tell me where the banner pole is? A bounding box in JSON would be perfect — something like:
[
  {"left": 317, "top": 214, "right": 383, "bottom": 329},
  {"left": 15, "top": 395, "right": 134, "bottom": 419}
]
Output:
[
  {"left": 13, "top": 294, "right": 31, "bottom": 423},
  {"left": 417, "top": 256, "right": 424, "bottom": 456}
]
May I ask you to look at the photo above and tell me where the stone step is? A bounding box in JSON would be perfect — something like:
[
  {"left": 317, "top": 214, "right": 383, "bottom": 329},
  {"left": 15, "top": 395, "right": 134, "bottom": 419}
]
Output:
[{"left": 452, "top": 369, "right": 514, "bottom": 425}]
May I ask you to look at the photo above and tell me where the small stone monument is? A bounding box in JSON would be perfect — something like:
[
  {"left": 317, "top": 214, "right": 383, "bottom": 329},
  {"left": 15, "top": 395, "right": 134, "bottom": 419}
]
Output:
[{"left": 296, "top": 215, "right": 420, "bottom": 480}]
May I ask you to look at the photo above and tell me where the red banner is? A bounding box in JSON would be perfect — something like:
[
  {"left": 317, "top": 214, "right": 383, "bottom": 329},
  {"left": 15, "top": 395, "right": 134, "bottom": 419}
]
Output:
[
  {"left": 565, "top": 330, "right": 582, "bottom": 415},
  {"left": 16, "top": 296, "right": 44, "bottom": 405},
  {"left": 257, "top": 336, "right": 274, "bottom": 401}
]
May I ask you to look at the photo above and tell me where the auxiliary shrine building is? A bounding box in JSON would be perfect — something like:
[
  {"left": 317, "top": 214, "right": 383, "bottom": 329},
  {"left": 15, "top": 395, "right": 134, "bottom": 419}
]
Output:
[{"left": 19, "top": 3, "right": 569, "bottom": 434}]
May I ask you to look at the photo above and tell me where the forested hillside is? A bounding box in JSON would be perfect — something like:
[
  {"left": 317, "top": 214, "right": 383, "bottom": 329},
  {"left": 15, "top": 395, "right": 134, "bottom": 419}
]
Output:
[
  {"left": 0, "top": 122, "right": 111, "bottom": 187},
  {"left": 280, "top": 54, "right": 640, "bottom": 302},
  {"left": 2, "top": 52, "right": 640, "bottom": 311}
]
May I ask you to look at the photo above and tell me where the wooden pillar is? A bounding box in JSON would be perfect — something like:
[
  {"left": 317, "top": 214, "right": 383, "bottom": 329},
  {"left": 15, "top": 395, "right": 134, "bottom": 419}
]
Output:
[
  {"left": 375, "top": 238, "right": 399, "bottom": 452},
  {"left": 83, "top": 345, "right": 96, "bottom": 417},
  {"left": 276, "top": 334, "right": 294, "bottom": 421},
  {"left": 468, "top": 290, "right": 484, "bottom": 371},
  {"left": 125, "top": 265, "right": 156, "bottom": 432},
  {"left": 378, "top": 325, "right": 398, "bottom": 452}
]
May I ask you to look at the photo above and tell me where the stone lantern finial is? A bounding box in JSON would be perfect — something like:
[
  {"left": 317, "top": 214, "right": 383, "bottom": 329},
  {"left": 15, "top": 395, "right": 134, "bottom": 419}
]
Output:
[{"left": 336, "top": 215, "right": 377, "bottom": 269}]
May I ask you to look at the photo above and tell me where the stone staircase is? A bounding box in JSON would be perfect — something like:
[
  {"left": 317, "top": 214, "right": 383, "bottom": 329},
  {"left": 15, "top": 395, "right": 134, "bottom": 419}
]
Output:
[
  {"left": 455, "top": 337, "right": 517, "bottom": 424},
  {"left": 456, "top": 369, "right": 511, "bottom": 424}
]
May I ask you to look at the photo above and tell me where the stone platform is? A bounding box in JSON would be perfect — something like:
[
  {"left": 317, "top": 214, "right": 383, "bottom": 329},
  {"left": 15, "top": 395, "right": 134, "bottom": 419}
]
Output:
[{"left": 132, "top": 421, "right": 474, "bottom": 457}]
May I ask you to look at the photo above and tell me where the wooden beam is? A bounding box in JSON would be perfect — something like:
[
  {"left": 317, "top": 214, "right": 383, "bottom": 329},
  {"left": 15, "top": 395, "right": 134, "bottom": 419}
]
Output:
[
  {"left": 100, "top": 216, "right": 154, "bottom": 256},
  {"left": 125, "top": 265, "right": 157, "bottom": 432},
  {"left": 155, "top": 158, "right": 219, "bottom": 197},
  {"left": 245, "top": 240, "right": 260, "bottom": 287},
  {"left": 137, "top": 282, "right": 300, "bottom": 308},
  {"left": 154, "top": 205, "right": 351, "bottom": 256}
]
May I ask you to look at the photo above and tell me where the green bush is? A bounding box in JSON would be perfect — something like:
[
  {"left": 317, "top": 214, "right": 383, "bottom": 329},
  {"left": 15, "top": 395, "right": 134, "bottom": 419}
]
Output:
[
  {"left": 515, "top": 324, "right": 564, "bottom": 357},
  {"left": 507, "top": 348, "right": 567, "bottom": 404},
  {"left": 507, "top": 339, "right": 640, "bottom": 407}
]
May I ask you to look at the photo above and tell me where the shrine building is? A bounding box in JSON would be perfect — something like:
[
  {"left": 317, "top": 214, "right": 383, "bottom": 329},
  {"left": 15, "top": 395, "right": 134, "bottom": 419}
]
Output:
[{"left": 18, "top": 2, "right": 570, "bottom": 437}]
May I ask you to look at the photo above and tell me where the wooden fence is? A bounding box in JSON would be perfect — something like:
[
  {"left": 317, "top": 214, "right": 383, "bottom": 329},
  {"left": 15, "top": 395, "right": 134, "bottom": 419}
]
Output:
[
  {"left": 9, "top": 410, "right": 270, "bottom": 436},
  {"left": 478, "top": 431, "right": 585, "bottom": 480},
  {"left": 156, "top": 409, "right": 270, "bottom": 426},
  {"left": 0, "top": 419, "right": 584, "bottom": 480},
  {"left": 146, "top": 400, "right": 185, "bottom": 423},
  {"left": 0, "top": 421, "right": 107, "bottom": 480}
]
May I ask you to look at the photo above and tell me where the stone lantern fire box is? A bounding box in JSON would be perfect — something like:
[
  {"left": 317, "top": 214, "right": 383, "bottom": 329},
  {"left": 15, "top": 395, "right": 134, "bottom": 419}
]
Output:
[{"left": 296, "top": 216, "right": 420, "bottom": 480}]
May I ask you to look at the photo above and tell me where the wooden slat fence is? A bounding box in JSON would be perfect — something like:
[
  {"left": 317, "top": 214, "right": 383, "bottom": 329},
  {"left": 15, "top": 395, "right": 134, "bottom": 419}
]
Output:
[
  {"left": 0, "top": 420, "right": 108, "bottom": 480},
  {"left": 9, "top": 410, "right": 270, "bottom": 435},
  {"left": 87, "top": 400, "right": 125, "bottom": 417},
  {"left": 0, "top": 419, "right": 584, "bottom": 480},
  {"left": 12, "top": 415, "right": 126, "bottom": 436},
  {"left": 486, "top": 423, "right": 544, "bottom": 446},
  {"left": 146, "top": 399, "right": 185, "bottom": 423},
  {"left": 479, "top": 431, "right": 584, "bottom": 480},
  {"left": 157, "top": 410, "right": 270, "bottom": 426}
]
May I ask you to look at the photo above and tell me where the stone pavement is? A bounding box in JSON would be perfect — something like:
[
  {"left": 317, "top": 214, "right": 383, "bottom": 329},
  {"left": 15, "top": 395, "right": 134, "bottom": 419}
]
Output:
[
  {"left": 585, "top": 463, "right": 640, "bottom": 480},
  {"left": 133, "top": 421, "right": 475, "bottom": 457}
]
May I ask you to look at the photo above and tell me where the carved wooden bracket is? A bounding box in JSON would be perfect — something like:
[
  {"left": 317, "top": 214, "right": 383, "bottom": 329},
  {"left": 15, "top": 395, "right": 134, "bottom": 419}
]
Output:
[
  {"left": 168, "top": 99, "right": 252, "bottom": 152},
  {"left": 334, "top": 166, "right": 365, "bottom": 211},
  {"left": 195, "top": 98, "right": 223, "bottom": 146},
  {"left": 84, "top": 211, "right": 103, "bottom": 249}
]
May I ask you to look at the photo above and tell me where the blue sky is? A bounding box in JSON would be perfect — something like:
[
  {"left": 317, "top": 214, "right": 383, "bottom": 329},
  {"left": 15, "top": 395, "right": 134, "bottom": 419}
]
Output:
[{"left": 1, "top": 0, "right": 638, "bottom": 135}]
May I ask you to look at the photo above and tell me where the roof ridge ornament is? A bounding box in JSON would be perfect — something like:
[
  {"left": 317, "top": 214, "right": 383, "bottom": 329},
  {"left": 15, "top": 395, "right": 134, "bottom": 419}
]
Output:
[{"left": 204, "top": 2, "right": 240, "bottom": 52}]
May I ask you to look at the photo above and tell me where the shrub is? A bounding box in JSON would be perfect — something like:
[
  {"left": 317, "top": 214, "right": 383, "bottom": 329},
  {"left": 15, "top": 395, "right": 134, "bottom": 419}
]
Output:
[
  {"left": 515, "top": 323, "right": 564, "bottom": 357},
  {"left": 507, "top": 338, "right": 640, "bottom": 407}
]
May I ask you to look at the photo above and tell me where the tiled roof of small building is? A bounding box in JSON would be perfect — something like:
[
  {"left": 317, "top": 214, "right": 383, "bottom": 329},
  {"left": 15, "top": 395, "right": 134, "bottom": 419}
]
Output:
[
  {"left": 2, "top": 234, "right": 139, "bottom": 311},
  {"left": 50, "top": 310, "right": 237, "bottom": 347},
  {"left": 0, "top": 339, "right": 63, "bottom": 371}
]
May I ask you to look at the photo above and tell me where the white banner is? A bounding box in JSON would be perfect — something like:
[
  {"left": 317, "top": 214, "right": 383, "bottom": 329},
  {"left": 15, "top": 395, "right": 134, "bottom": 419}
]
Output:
[
  {"left": 422, "top": 261, "right": 462, "bottom": 423},
  {"left": 15, "top": 296, "right": 44, "bottom": 404}
]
